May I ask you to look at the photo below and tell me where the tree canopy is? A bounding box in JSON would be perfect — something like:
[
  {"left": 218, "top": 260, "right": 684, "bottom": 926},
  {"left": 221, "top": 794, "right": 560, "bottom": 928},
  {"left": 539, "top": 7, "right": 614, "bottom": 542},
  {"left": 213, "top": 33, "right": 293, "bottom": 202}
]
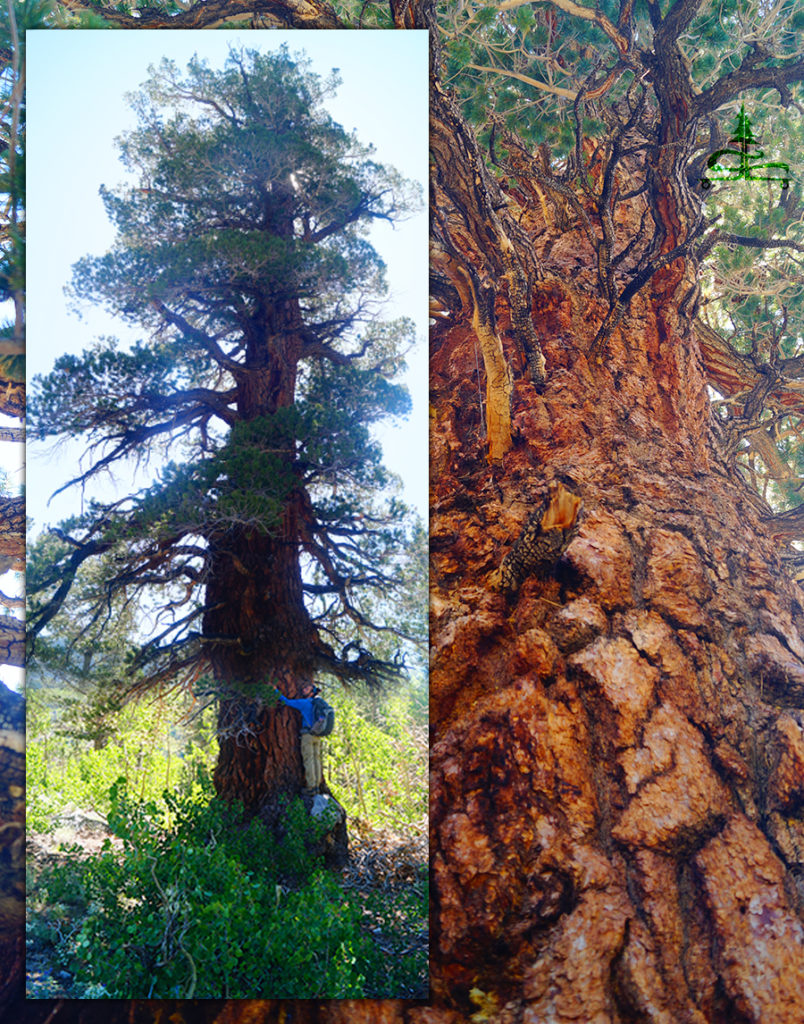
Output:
[
  {"left": 28, "top": 45, "right": 424, "bottom": 704},
  {"left": 428, "top": 0, "right": 804, "bottom": 518}
]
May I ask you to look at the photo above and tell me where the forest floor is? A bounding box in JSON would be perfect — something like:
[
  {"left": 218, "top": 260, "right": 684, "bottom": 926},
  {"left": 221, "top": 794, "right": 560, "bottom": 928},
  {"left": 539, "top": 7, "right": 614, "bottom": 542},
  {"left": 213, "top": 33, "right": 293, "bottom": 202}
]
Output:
[
  {"left": 27, "top": 809, "right": 121, "bottom": 999},
  {"left": 26, "top": 808, "right": 428, "bottom": 1000}
]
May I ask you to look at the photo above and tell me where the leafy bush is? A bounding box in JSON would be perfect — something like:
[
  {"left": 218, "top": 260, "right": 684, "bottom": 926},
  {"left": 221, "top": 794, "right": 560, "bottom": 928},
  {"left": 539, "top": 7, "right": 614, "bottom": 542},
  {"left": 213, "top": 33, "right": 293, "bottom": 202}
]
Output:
[
  {"left": 26, "top": 685, "right": 218, "bottom": 832},
  {"left": 31, "top": 772, "right": 408, "bottom": 999},
  {"left": 325, "top": 684, "right": 427, "bottom": 830},
  {"left": 27, "top": 672, "right": 428, "bottom": 999}
]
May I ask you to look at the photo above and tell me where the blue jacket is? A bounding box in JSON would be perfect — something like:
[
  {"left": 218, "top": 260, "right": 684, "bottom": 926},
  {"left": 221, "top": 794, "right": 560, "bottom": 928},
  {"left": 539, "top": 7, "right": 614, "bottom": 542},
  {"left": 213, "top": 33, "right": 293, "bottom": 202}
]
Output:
[{"left": 275, "top": 691, "right": 316, "bottom": 731}]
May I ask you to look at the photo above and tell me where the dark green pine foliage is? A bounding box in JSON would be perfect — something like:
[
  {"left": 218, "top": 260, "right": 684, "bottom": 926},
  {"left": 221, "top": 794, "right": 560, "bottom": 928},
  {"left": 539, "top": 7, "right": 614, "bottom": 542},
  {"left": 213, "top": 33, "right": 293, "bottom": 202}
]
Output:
[
  {"left": 439, "top": 0, "right": 804, "bottom": 167},
  {"left": 439, "top": 0, "right": 643, "bottom": 156},
  {"left": 29, "top": 46, "right": 422, "bottom": 808},
  {"left": 698, "top": 90, "right": 804, "bottom": 507},
  {"left": 438, "top": 0, "right": 804, "bottom": 516}
]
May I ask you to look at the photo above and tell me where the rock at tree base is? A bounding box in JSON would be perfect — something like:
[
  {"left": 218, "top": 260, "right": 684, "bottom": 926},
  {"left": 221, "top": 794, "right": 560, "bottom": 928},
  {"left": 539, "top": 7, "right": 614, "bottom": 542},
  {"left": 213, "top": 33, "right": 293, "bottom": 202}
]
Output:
[
  {"left": 308, "top": 793, "right": 348, "bottom": 869},
  {"left": 257, "top": 790, "right": 349, "bottom": 871},
  {"left": 311, "top": 793, "right": 337, "bottom": 821}
]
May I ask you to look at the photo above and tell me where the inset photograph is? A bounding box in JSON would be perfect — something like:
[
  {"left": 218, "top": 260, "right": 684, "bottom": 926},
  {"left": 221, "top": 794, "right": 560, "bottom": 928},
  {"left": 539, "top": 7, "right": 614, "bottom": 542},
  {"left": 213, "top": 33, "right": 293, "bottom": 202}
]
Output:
[{"left": 26, "top": 28, "right": 428, "bottom": 1001}]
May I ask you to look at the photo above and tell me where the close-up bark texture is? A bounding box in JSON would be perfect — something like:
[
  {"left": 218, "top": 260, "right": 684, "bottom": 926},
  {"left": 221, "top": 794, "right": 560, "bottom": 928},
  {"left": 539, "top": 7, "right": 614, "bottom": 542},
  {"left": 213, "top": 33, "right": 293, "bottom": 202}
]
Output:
[
  {"left": 4, "top": 0, "right": 804, "bottom": 1020},
  {"left": 428, "top": 283, "right": 804, "bottom": 1022},
  {"left": 424, "top": 0, "right": 804, "bottom": 1012}
]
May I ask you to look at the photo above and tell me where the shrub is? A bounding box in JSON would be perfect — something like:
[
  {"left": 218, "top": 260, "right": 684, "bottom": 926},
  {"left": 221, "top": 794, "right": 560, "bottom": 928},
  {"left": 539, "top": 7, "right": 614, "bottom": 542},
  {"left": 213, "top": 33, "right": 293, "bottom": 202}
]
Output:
[
  {"left": 33, "top": 773, "right": 383, "bottom": 998},
  {"left": 325, "top": 690, "right": 427, "bottom": 830},
  {"left": 27, "top": 677, "right": 428, "bottom": 999}
]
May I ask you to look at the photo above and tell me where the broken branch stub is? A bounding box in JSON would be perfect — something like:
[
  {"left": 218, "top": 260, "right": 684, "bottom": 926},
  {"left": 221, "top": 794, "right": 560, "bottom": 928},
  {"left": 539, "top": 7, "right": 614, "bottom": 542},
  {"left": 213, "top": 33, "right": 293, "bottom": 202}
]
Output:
[{"left": 490, "top": 482, "right": 583, "bottom": 594}]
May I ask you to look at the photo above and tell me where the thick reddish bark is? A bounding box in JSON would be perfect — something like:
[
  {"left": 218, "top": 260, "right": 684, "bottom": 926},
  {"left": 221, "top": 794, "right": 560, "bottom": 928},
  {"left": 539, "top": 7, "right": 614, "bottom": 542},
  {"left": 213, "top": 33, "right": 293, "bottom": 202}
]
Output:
[
  {"left": 213, "top": 700, "right": 304, "bottom": 810},
  {"left": 426, "top": 275, "right": 804, "bottom": 1022},
  {"left": 0, "top": 496, "right": 24, "bottom": 575},
  {"left": 204, "top": 510, "right": 319, "bottom": 812},
  {"left": 203, "top": 285, "right": 321, "bottom": 814},
  {"left": 421, "top": 28, "right": 804, "bottom": 1010},
  {"left": 0, "top": 381, "right": 23, "bottom": 421}
]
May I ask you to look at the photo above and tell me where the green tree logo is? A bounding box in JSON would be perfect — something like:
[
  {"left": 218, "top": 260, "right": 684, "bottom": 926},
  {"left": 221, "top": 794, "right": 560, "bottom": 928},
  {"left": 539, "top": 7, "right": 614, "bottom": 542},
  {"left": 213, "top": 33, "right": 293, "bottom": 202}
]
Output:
[{"left": 701, "top": 104, "right": 790, "bottom": 190}]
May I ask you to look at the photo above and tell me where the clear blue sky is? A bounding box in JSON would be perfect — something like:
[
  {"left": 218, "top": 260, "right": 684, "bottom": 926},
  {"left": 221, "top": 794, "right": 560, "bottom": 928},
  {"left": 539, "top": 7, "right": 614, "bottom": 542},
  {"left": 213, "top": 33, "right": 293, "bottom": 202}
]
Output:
[{"left": 26, "top": 29, "right": 429, "bottom": 540}]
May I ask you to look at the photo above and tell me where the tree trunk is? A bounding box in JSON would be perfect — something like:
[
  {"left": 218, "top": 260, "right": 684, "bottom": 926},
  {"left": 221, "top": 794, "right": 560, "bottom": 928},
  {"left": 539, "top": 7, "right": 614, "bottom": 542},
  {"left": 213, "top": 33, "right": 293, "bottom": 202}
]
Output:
[
  {"left": 214, "top": 699, "right": 303, "bottom": 807},
  {"left": 429, "top": 308, "right": 803, "bottom": 1023},
  {"left": 205, "top": 523, "right": 316, "bottom": 810},
  {"left": 203, "top": 309, "right": 347, "bottom": 858},
  {"left": 204, "top": 279, "right": 320, "bottom": 816},
  {"left": 423, "top": 142, "right": 804, "bottom": 1024},
  {"left": 398, "top": 0, "right": 802, "bottom": 1006},
  {"left": 0, "top": 495, "right": 24, "bottom": 574},
  {"left": 200, "top": 515, "right": 350, "bottom": 868}
]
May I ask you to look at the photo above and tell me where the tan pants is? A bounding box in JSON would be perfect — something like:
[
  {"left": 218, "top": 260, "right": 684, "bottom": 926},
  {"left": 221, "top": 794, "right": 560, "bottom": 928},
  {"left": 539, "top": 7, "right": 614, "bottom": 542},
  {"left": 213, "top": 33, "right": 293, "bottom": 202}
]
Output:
[{"left": 300, "top": 732, "right": 322, "bottom": 790}]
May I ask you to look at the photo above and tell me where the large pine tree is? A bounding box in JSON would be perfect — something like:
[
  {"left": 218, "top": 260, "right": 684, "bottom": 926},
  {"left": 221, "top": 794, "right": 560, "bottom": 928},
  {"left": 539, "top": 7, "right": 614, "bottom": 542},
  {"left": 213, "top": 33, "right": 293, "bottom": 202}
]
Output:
[{"left": 28, "top": 44, "right": 423, "bottom": 818}]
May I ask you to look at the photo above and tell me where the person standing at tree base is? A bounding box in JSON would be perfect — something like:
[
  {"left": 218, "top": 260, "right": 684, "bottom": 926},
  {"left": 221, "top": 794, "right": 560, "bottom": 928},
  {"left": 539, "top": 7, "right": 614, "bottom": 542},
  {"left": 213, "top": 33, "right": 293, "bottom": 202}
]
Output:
[{"left": 274, "top": 683, "right": 329, "bottom": 794}]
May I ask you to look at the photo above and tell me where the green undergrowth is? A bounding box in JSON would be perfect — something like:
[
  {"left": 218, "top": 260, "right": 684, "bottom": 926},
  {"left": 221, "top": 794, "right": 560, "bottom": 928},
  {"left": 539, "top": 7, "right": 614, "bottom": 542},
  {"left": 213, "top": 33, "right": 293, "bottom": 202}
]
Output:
[
  {"left": 27, "top": 677, "right": 428, "bottom": 999},
  {"left": 27, "top": 769, "right": 428, "bottom": 999},
  {"left": 25, "top": 684, "right": 220, "bottom": 834},
  {"left": 26, "top": 678, "right": 427, "bottom": 837}
]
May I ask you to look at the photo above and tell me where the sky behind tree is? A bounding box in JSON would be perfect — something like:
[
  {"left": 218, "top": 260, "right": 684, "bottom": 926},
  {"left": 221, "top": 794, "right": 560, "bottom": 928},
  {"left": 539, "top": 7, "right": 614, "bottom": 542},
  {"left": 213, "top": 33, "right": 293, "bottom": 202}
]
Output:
[{"left": 26, "top": 29, "right": 428, "bottom": 541}]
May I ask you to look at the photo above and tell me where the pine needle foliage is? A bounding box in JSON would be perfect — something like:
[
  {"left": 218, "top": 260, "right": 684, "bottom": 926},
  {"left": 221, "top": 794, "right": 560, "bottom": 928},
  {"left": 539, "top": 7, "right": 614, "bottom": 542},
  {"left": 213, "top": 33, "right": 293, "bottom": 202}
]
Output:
[{"left": 28, "top": 45, "right": 424, "bottom": 699}]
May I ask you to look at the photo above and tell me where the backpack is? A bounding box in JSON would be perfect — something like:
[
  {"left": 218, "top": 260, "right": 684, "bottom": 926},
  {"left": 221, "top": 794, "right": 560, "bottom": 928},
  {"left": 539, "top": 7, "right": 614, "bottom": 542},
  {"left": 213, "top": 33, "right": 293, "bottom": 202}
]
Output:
[{"left": 308, "top": 695, "right": 335, "bottom": 737}]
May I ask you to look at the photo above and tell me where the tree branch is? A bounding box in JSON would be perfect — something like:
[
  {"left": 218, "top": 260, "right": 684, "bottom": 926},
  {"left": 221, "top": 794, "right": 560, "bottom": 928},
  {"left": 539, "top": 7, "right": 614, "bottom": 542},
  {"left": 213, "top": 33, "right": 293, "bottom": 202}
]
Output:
[
  {"left": 58, "top": 0, "right": 341, "bottom": 29},
  {"left": 694, "top": 53, "right": 804, "bottom": 117},
  {"left": 300, "top": 335, "right": 372, "bottom": 366},
  {"left": 713, "top": 232, "right": 804, "bottom": 255},
  {"left": 49, "top": 402, "right": 217, "bottom": 500},
  {"left": 151, "top": 300, "right": 243, "bottom": 373},
  {"left": 465, "top": 62, "right": 577, "bottom": 101},
  {"left": 28, "top": 535, "right": 114, "bottom": 642},
  {"left": 139, "top": 386, "right": 238, "bottom": 427},
  {"left": 653, "top": 0, "right": 704, "bottom": 42},
  {"left": 531, "top": 0, "right": 630, "bottom": 56}
]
